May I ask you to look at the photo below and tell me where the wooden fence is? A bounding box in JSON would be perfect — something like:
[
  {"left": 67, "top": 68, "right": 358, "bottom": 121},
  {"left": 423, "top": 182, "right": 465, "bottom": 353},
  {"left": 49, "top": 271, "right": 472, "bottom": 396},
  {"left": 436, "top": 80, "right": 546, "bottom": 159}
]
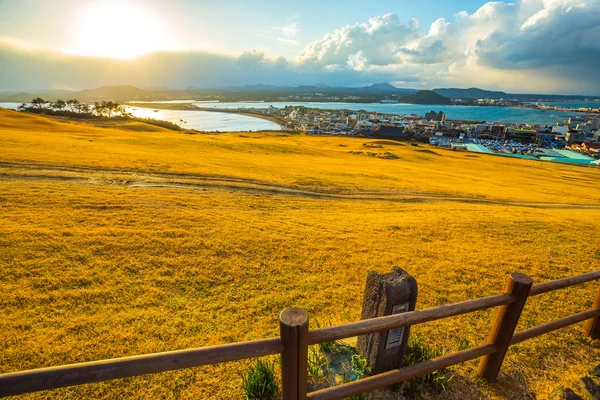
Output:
[{"left": 1, "top": 270, "right": 599, "bottom": 399}]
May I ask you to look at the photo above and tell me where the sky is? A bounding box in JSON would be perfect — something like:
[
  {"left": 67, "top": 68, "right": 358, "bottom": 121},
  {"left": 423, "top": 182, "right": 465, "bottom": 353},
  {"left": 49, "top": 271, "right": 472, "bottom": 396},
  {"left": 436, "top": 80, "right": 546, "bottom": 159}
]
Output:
[{"left": 1, "top": 0, "right": 599, "bottom": 94}]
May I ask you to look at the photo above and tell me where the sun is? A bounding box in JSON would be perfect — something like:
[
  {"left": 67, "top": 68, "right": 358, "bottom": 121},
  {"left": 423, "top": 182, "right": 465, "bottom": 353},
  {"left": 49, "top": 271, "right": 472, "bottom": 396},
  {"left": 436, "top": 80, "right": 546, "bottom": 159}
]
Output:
[{"left": 68, "top": 1, "right": 172, "bottom": 59}]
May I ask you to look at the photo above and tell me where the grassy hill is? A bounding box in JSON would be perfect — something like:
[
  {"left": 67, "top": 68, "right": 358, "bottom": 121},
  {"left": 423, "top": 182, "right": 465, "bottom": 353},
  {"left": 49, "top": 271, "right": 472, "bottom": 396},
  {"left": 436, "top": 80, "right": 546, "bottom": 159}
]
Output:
[
  {"left": 399, "top": 90, "right": 452, "bottom": 105},
  {"left": 1, "top": 108, "right": 600, "bottom": 399}
]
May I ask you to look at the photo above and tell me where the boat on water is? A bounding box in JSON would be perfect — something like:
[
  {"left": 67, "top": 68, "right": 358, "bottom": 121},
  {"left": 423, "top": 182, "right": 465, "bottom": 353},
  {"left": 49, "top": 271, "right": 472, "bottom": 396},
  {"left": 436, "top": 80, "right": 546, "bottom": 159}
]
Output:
[{"left": 380, "top": 99, "right": 398, "bottom": 104}]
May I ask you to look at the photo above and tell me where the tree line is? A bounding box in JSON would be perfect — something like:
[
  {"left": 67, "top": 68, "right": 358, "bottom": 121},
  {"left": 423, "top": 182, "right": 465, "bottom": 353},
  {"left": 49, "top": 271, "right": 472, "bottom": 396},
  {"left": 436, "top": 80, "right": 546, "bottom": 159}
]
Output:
[
  {"left": 18, "top": 98, "right": 130, "bottom": 118},
  {"left": 17, "top": 97, "right": 183, "bottom": 131}
]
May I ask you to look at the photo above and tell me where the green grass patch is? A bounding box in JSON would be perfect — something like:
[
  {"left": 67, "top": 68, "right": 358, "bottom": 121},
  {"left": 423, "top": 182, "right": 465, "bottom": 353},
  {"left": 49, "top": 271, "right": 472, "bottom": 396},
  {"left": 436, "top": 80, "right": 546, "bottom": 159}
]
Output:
[{"left": 240, "top": 358, "right": 279, "bottom": 400}]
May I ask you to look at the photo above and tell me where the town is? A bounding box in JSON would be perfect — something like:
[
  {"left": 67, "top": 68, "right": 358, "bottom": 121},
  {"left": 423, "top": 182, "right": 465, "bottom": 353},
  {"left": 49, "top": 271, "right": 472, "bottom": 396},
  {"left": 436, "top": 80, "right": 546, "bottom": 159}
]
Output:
[{"left": 250, "top": 105, "right": 600, "bottom": 165}]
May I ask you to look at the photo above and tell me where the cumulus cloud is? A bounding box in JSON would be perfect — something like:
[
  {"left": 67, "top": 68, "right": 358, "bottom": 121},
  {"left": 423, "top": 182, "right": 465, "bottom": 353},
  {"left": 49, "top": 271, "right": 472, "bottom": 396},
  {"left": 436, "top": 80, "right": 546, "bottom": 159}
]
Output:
[
  {"left": 235, "top": 49, "right": 269, "bottom": 67},
  {"left": 296, "top": 14, "right": 421, "bottom": 68},
  {"left": 398, "top": 18, "right": 458, "bottom": 64},
  {"left": 235, "top": 49, "right": 289, "bottom": 69},
  {"left": 473, "top": 0, "right": 600, "bottom": 70}
]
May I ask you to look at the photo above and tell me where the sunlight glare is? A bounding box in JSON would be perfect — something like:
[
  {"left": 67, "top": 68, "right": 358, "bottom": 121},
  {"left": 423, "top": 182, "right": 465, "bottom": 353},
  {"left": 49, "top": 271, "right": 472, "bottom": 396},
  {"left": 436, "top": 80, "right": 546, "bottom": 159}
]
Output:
[{"left": 69, "top": 1, "right": 172, "bottom": 59}]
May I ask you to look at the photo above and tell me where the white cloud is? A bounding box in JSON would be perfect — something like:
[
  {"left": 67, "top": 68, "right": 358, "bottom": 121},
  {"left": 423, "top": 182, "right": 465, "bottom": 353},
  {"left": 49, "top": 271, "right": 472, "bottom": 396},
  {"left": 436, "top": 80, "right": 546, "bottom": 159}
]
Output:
[
  {"left": 296, "top": 14, "right": 421, "bottom": 68},
  {"left": 281, "top": 22, "right": 299, "bottom": 38},
  {"left": 294, "top": 0, "right": 600, "bottom": 93},
  {"left": 254, "top": 22, "right": 301, "bottom": 46},
  {"left": 236, "top": 49, "right": 289, "bottom": 68}
]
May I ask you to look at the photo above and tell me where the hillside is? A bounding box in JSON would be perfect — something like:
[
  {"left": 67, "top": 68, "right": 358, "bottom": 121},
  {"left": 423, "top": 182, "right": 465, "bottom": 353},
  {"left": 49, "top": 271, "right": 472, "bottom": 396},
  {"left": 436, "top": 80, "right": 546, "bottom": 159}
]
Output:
[
  {"left": 433, "top": 87, "right": 509, "bottom": 100},
  {"left": 77, "top": 85, "right": 151, "bottom": 100},
  {"left": 1, "top": 108, "right": 600, "bottom": 399},
  {"left": 433, "top": 87, "right": 600, "bottom": 101},
  {"left": 399, "top": 90, "right": 452, "bottom": 104}
]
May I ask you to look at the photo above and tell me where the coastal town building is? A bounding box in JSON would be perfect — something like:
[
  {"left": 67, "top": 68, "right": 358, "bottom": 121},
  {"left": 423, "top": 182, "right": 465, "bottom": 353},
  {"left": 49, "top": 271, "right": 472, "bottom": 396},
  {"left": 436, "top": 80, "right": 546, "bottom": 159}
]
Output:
[
  {"left": 424, "top": 110, "right": 446, "bottom": 122},
  {"left": 241, "top": 104, "right": 600, "bottom": 163}
]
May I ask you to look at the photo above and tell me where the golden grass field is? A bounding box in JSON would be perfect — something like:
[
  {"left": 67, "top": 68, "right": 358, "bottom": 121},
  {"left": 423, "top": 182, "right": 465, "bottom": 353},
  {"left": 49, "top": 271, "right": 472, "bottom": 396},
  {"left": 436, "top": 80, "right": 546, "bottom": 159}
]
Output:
[{"left": 1, "top": 108, "right": 600, "bottom": 399}]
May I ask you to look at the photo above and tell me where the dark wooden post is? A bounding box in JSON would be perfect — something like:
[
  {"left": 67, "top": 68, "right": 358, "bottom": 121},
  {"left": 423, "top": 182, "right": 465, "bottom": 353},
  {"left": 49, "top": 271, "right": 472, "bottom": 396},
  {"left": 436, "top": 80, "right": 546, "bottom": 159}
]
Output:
[
  {"left": 280, "top": 308, "right": 309, "bottom": 400},
  {"left": 477, "top": 272, "right": 532, "bottom": 383},
  {"left": 585, "top": 288, "right": 600, "bottom": 340}
]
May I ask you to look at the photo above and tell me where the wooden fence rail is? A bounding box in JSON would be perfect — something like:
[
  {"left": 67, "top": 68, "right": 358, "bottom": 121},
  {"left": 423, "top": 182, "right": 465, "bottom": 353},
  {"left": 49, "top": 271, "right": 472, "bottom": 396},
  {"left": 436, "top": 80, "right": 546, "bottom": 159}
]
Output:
[
  {"left": 1, "top": 270, "right": 599, "bottom": 399},
  {"left": 0, "top": 338, "right": 283, "bottom": 397}
]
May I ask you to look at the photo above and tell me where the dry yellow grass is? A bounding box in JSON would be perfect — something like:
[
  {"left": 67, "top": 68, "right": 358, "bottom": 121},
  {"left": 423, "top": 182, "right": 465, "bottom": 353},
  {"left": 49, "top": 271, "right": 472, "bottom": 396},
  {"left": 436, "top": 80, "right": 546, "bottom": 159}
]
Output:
[{"left": 1, "top": 108, "right": 599, "bottom": 399}]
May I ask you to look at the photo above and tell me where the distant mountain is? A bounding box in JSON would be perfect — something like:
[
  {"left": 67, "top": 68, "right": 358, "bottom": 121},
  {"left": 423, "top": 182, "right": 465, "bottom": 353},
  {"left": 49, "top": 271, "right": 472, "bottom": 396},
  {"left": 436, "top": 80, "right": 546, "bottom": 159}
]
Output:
[
  {"left": 360, "top": 82, "right": 418, "bottom": 95},
  {"left": 77, "top": 85, "right": 149, "bottom": 100},
  {"left": 363, "top": 82, "right": 398, "bottom": 92},
  {"left": 4, "top": 84, "right": 596, "bottom": 104},
  {"left": 399, "top": 90, "right": 452, "bottom": 105},
  {"left": 3, "top": 92, "right": 34, "bottom": 102},
  {"left": 433, "top": 87, "right": 600, "bottom": 101}
]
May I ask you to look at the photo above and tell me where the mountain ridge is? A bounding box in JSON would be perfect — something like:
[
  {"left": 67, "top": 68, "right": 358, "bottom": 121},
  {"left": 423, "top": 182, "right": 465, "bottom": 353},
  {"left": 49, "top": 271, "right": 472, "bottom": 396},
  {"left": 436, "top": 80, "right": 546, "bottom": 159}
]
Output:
[{"left": 2, "top": 84, "right": 598, "bottom": 103}]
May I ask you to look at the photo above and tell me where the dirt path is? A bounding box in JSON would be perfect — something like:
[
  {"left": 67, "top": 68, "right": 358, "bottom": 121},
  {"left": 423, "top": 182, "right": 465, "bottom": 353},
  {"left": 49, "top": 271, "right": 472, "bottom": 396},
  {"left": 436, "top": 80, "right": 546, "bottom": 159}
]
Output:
[{"left": 2, "top": 159, "right": 600, "bottom": 210}]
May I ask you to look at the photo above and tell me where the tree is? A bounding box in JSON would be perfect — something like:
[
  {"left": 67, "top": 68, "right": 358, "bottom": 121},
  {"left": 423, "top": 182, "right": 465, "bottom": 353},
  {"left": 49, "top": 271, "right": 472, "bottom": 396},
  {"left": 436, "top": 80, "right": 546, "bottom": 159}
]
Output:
[
  {"left": 117, "top": 105, "right": 131, "bottom": 118},
  {"left": 76, "top": 103, "right": 90, "bottom": 114},
  {"left": 65, "top": 99, "right": 80, "bottom": 113},
  {"left": 31, "top": 97, "right": 48, "bottom": 110},
  {"left": 51, "top": 99, "right": 66, "bottom": 111},
  {"left": 93, "top": 101, "right": 106, "bottom": 117},
  {"left": 104, "top": 101, "right": 116, "bottom": 117}
]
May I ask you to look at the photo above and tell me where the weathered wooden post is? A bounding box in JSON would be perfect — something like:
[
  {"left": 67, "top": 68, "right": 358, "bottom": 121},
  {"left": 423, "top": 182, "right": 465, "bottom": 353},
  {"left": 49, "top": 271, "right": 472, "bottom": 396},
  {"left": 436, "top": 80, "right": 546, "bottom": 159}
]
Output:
[
  {"left": 585, "top": 288, "right": 600, "bottom": 340},
  {"left": 280, "top": 307, "right": 309, "bottom": 400},
  {"left": 356, "top": 267, "right": 418, "bottom": 375},
  {"left": 478, "top": 272, "right": 532, "bottom": 382}
]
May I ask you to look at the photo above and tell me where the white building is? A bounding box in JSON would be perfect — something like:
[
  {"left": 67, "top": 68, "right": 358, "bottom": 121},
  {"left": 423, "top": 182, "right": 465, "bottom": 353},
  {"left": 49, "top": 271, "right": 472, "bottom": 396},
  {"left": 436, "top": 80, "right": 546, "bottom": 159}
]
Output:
[{"left": 552, "top": 125, "right": 568, "bottom": 135}]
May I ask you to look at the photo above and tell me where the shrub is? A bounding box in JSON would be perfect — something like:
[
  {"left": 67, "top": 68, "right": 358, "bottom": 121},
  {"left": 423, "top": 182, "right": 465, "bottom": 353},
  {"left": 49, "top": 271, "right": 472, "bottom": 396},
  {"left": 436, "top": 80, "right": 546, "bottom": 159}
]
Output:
[
  {"left": 240, "top": 358, "right": 279, "bottom": 400},
  {"left": 314, "top": 318, "right": 338, "bottom": 354},
  {"left": 350, "top": 354, "right": 370, "bottom": 379},
  {"left": 455, "top": 336, "right": 471, "bottom": 351},
  {"left": 338, "top": 354, "right": 371, "bottom": 400},
  {"left": 307, "top": 346, "right": 328, "bottom": 382},
  {"left": 403, "top": 335, "right": 450, "bottom": 399},
  {"left": 130, "top": 117, "right": 183, "bottom": 131},
  {"left": 319, "top": 340, "right": 337, "bottom": 353}
]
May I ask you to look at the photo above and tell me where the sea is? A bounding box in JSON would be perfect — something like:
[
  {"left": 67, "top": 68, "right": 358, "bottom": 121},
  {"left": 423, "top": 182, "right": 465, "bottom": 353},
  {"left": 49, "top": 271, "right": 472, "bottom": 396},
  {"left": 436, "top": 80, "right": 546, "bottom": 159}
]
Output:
[
  {"left": 1, "top": 100, "right": 594, "bottom": 131},
  {"left": 197, "top": 101, "right": 585, "bottom": 125}
]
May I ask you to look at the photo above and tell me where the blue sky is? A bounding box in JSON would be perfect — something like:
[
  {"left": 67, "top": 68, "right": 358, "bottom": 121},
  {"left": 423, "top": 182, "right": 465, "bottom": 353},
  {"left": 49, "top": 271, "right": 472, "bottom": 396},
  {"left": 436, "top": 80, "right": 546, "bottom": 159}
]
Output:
[
  {"left": 0, "top": 0, "right": 489, "bottom": 57},
  {"left": 1, "top": 0, "right": 599, "bottom": 94},
  {"left": 165, "top": 0, "right": 490, "bottom": 57}
]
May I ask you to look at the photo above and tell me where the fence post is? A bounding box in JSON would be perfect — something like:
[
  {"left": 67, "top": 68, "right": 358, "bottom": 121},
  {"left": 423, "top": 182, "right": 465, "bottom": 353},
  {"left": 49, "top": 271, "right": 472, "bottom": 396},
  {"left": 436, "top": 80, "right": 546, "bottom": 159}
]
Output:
[
  {"left": 477, "top": 272, "right": 532, "bottom": 383},
  {"left": 585, "top": 288, "right": 600, "bottom": 340},
  {"left": 280, "top": 308, "right": 309, "bottom": 400}
]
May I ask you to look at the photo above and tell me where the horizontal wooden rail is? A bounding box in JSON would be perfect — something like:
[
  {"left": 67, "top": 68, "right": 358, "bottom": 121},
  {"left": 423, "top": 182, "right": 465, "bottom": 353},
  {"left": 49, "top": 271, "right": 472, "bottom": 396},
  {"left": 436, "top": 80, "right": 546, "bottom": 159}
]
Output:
[
  {"left": 510, "top": 308, "right": 600, "bottom": 345},
  {"left": 307, "top": 344, "right": 496, "bottom": 400},
  {"left": 308, "top": 293, "right": 513, "bottom": 345},
  {"left": 0, "top": 337, "right": 283, "bottom": 397},
  {"left": 530, "top": 270, "right": 600, "bottom": 296}
]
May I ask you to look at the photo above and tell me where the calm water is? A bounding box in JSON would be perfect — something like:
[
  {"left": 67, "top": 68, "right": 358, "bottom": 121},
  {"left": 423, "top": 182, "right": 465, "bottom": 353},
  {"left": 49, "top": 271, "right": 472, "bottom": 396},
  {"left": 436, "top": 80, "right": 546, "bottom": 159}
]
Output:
[
  {"left": 126, "top": 107, "right": 280, "bottom": 132},
  {"left": 194, "top": 101, "right": 583, "bottom": 125},
  {"left": 1, "top": 103, "right": 22, "bottom": 110}
]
